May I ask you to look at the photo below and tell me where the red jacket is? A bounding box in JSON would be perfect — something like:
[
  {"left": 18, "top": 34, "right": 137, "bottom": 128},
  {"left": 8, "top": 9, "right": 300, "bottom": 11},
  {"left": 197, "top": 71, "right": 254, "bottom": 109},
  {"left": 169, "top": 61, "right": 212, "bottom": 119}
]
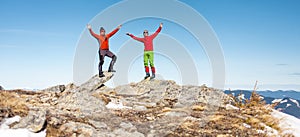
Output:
[
  {"left": 129, "top": 26, "right": 162, "bottom": 51},
  {"left": 89, "top": 27, "right": 120, "bottom": 50}
]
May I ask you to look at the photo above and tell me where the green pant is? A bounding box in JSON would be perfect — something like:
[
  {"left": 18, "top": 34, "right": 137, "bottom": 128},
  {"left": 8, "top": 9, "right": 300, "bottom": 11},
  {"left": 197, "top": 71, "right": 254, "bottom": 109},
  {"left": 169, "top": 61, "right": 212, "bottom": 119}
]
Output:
[{"left": 144, "top": 51, "right": 154, "bottom": 67}]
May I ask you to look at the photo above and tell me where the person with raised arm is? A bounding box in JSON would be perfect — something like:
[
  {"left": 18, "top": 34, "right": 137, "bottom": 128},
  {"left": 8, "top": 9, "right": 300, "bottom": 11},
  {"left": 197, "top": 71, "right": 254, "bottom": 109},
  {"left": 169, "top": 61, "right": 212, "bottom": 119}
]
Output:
[
  {"left": 87, "top": 24, "right": 122, "bottom": 77},
  {"left": 126, "top": 23, "right": 163, "bottom": 79}
]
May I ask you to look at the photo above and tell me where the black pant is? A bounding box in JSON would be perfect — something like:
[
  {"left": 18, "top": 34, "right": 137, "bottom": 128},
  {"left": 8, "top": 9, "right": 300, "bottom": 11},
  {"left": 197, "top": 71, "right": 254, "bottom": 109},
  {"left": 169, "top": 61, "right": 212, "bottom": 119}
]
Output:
[{"left": 98, "top": 49, "right": 117, "bottom": 74}]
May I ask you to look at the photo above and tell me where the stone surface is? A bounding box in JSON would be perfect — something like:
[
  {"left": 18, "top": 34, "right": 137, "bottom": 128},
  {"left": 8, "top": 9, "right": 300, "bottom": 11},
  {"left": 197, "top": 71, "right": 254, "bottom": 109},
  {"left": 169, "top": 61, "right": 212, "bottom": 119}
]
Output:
[
  {"left": 41, "top": 85, "right": 65, "bottom": 93},
  {"left": 78, "top": 71, "right": 114, "bottom": 92},
  {"left": 0, "top": 74, "right": 285, "bottom": 136},
  {"left": 65, "top": 83, "right": 78, "bottom": 92},
  {"left": 12, "top": 109, "right": 46, "bottom": 133}
]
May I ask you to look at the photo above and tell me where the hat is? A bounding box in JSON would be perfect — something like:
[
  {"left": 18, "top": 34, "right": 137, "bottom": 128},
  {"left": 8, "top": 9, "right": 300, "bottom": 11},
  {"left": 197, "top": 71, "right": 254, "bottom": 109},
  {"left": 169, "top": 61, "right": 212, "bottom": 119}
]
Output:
[{"left": 100, "top": 27, "right": 105, "bottom": 31}]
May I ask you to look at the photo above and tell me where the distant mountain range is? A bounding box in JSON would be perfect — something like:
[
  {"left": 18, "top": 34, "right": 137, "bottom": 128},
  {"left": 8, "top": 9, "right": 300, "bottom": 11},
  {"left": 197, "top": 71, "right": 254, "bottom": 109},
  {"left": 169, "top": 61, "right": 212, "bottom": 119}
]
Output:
[
  {"left": 257, "top": 90, "right": 300, "bottom": 100},
  {"left": 224, "top": 90, "right": 300, "bottom": 119}
]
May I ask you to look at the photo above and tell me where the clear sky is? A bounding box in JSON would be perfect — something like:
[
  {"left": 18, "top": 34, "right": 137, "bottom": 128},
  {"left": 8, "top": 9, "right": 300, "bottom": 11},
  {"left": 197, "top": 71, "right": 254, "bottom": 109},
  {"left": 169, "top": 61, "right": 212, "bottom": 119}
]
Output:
[{"left": 0, "top": 0, "right": 299, "bottom": 90}]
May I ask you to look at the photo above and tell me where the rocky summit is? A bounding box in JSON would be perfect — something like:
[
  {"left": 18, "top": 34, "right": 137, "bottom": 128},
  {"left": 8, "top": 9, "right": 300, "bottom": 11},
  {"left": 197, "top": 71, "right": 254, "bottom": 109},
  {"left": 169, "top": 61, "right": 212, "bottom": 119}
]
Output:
[{"left": 0, "top": 72, "right": 293, "bottom": 137}]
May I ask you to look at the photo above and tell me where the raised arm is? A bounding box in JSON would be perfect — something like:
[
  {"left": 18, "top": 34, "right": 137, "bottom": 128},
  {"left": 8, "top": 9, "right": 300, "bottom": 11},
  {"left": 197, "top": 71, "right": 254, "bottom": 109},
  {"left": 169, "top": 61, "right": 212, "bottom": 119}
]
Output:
[
  {"left": 87, "top": 24, "right": 99, "bottom": 38},
  {"left": 150, "top": 23, "right": 163, "bottom": 39},
  {"left": 107, "top": 25, "right": 122, "bottom": 38},
  {"left": 126, "top": 33, "right": 144, "bottom": 43}
]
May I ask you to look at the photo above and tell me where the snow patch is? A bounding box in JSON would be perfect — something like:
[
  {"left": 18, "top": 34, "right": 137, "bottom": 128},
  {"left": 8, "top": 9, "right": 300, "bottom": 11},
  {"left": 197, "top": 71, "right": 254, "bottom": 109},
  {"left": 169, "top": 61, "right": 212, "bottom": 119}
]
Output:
[
  {"left": 243, "top": 123, "right": 251, "bottom": 128},
  {"left": 0, "top": 116, "right": 46, "bottom": 137},
  {"left": 237, "top": 94, "right": 245, "bottom": 101},
  {"left": 257, "top": 129, "right": 264, "bottom": 134},
  {"left": 231, "top": 93, "right": 235, "bottom": 96},
  {"left": 106, "top": 102, "right": 132, "bottom": 109},
  {"left": 289, "top": 98, "right": 300, "bottom": 108},
  {"left": 280, "top": 99, "right": 288, "bottom": 104},
  {"left": 272, "top": 110, "right": 300, "bottom": 136},
  {"left": 259, "top": 96, "right": 264, "bottom": 100},
  {"left": 0, "top": 116, "right": 21, "bottom": 129},
  {"left": 272, "top": 99, "right": 282, "bottom": 104},
  {"left": 286, "top": 104, "right": 291, "bottom": 108},
  {"left": 255, "top": 122, "right": 279, "bottom": 136},
  {"left": 261, "top": 123, "right": 279, "bottom": 136},
  {"left": 225, "top": 104, "right": 239, "bottom": 110}
]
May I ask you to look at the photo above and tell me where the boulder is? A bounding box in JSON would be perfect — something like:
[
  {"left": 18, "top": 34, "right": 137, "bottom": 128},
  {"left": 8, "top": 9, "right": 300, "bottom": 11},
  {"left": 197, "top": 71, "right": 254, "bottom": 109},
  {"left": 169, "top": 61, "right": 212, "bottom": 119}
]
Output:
[
  {"left": 78, "top": 71, "right": 114, "bottom": 92},
  {"left": 12, "top": 109, "right": 46, "bottom": 133},
  {"left": 41, "top": 85, "right": 65, "bottom": 93}
]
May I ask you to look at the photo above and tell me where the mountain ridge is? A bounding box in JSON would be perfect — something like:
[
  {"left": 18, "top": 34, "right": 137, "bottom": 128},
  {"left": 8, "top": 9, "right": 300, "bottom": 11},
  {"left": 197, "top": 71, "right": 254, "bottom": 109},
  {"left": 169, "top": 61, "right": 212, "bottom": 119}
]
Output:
[{"left": 225, "top": 90, "right": 300, "bottom": 119}]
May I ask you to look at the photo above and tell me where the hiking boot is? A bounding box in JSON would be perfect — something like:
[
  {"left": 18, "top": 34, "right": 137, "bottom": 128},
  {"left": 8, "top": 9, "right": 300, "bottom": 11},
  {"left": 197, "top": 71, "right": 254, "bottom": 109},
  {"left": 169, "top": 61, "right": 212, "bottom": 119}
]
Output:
[
  {"left": 150, "top": 74, "right": 155, "bottom": 79},
  {"left": 144, "top": 73, "right": 150, "bottom": 79},
  {"left": 108, "top": 69, "right": 116, "bottom": 72},
  {"left": 99, "top": 73, "right": 105, "bottom": 77}
]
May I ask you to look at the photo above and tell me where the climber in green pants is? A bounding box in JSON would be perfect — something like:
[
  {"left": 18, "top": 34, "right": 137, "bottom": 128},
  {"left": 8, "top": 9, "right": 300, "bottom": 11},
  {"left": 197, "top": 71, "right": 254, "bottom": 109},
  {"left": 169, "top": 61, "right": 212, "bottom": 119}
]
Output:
[
  {"left": 144, "top": 51, "right": 155, "bottom": 76},
  {"left": 127, "top": 23, "right": 163, "bottom": 79}
]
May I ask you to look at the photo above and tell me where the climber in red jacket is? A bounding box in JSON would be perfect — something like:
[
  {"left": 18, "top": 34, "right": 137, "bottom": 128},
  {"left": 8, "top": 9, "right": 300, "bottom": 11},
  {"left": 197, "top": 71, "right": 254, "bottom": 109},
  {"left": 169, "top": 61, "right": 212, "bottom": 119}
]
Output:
[
  {"left": 87, "top": 24, "right": 122, "bottom": 77},
  {"left": 126, "top": 23, "right": 163, "bottom": 79}
]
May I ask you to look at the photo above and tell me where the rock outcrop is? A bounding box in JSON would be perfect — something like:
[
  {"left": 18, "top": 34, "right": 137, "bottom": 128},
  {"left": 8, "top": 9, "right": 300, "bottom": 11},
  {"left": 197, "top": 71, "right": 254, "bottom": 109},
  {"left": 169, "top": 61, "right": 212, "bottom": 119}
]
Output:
[
  {"left": 0, "top": 72, "right": 290, "bottom": 136},
  {"left": 40, "top": 85, "right": 66, "bottom": 93},
  {"left": 0, "top": 85, "right": 4, "bottom": 91}
]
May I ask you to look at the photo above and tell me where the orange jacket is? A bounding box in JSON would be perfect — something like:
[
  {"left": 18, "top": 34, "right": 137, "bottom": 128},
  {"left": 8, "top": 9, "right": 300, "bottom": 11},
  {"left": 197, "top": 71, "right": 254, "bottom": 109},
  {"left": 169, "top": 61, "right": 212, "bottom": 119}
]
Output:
[{"left": 89, "top": 27, "right": 120, "bottom": 50}]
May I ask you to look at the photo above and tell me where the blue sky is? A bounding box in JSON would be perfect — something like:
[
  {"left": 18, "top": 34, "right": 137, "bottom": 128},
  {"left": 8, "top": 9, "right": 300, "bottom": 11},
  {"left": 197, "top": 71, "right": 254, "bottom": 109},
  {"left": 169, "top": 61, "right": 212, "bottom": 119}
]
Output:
[{"left": 0, "top": 0, "right": 300, "bottom": 90}]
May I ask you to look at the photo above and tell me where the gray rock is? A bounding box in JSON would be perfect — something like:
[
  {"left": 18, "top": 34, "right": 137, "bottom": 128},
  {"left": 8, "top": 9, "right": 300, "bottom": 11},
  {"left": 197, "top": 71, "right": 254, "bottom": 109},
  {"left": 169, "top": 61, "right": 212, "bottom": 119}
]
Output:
[
  {"left": 47, "top": 116, "right": 63, "bottom": 126},
  {"left": 114, "top": 85, "right": 138, "bottom": 96},
  {"left": 120, "top": 122, "right": 137, "bottom": 132},
  {"left": 174, "top": 85, "right": 226, "bottom": 109},
  {"left": 12, "top": 109, "right": 46, "bottom": 133},
  {"left": 165, "top": 111, "right": 189, "bottom": 117},
  {"left": 64, "top": 83, "right": 78, "bottom": 92},
  {"left": 41, "top": 84, "right": 65, "bottom": 93},
  {"left": 133, "top": 105, "right": 147, "bottom": 111},
  {"left": 88, "top": 120, "right": 108, "bottom": 129},
  {"left": 59, "top": 121, "right": 94, "bottom": 136},
  {"left": 6, "top": 73, "right": 237, "bottom": 136},
  {"left": 112, "top": 128, "right": 144, "bottom": 137},
  {"left": 57, "top": 90, "right": 107, "bottom": 115},
  {"left": 0, "top": 85, "right": 4, "bottom": 90},
  {"left": 78, "top": 71, "right": 113, "bottom": 92}
]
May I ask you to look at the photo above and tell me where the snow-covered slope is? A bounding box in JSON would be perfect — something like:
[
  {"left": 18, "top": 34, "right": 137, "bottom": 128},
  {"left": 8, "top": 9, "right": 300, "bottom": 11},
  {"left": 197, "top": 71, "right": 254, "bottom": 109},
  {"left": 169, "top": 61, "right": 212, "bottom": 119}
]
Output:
[{"left": 272, "top": 110, "right": 300, "bottom": 136}]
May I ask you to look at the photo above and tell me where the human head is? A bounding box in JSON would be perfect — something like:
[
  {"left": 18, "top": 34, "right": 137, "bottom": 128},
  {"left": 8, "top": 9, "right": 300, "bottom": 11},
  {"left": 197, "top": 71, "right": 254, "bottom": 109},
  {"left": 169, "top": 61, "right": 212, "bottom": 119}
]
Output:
[
  {"left": 100, "top": 27, "right": 105, "bottom": 36},
  {"left": 143, "top": 30, "right": 149, "bottom": 37}
]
